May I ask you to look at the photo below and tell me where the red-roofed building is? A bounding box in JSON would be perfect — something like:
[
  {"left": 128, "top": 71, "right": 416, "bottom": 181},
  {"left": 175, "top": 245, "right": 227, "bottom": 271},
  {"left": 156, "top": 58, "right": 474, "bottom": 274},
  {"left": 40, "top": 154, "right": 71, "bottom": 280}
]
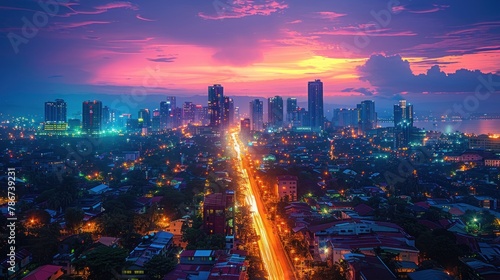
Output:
[
  {"left": 165, "top": 250, "right": 248, "bottom": 280},
  {"left": 353, "top": 204, "right": 375, "bottom": 217},
  {"left": 23, "top": 265, "right": 63, "bottom": 280}
]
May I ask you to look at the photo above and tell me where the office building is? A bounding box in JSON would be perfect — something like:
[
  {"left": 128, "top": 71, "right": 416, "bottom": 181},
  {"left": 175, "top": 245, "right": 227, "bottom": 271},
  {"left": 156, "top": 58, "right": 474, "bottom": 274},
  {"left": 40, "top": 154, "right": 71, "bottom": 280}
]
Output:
[
  {"left": 208, "top": 84, "right": 224, "bottom": 127},
  {"left": 138, "top": 109, "right": 151, "bottom": 129},
  {"left": 268, "top": 96, "right": 284, "bottom": 128},
  {"left": 222, "top": 97, "right": 234, "bottom": 129},
  {"left": 82, "top": 100, "right": 102, "bottom": 135},
  {"left": 333, "top": 108, "right": 358, "bottom": 127},
  {"left": 183, "top": 102, "right": 196, "bottom": 125},
  {"left": 249, "top": 99, "right": 264, "bottom": 131},
  {"left": 357, "top": 100, "right": 377, "bottom": 134},
  {"left": 152, "top": 109, "right": 161, "bottom": 131},
  {"left": 286, "top": 98, "right": 298, "bottom": 124},
  {"left": 394, "top": 100, "right": 414, "bottom": 148},
  {"left": 44, "top": 99, "right": 67, "bottom": 123},
  {"left": 160, "top": 100, "right": 174, "bottom": 130},
  {"left": 308, "top": 79, "right": 324, "bottom": 130},
  {"left": 240, "top": 118, "right": 251, "bottom": 139}
]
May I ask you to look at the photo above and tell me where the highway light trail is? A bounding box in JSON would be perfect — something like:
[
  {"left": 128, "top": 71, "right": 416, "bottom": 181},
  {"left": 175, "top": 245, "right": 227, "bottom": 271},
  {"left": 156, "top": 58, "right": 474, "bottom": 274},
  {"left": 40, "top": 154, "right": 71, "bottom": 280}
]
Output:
[{"left": 231, "top": 132, "right": 294, "bottom": 280}]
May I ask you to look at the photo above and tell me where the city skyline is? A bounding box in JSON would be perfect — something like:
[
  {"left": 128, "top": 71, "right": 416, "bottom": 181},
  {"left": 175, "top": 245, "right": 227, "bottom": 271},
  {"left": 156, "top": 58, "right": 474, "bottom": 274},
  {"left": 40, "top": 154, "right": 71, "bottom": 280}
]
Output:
[{"left": 3, "top": 2, "right": 500, "bottom": 280}]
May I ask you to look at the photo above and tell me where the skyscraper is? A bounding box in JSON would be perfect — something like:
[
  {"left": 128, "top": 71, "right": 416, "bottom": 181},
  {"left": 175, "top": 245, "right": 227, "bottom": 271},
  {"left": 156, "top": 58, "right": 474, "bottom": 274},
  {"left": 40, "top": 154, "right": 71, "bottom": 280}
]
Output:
[
  {"left": 357, "top": 100, "right": 377, "bottom": 135},
  {"left": 152, "top": 109, "right": 161, "bottom": 131},
  {"left": 208, "top": 84, "right": 224, "bottom": 127},
  {"left": 223, "top": 97, "right": 234, "bottom": 129},
  {"left": 166, "top": 96, "right": 176, "bottom": 111},
  {"left": 138, "top": 109, "right": 151, "bottom": 128},
  {"left": 394, "top": 100, "right": 414, "bottom": 148},
  {"left": 286, "top": 98, "right": 298, "bottom": 125},
  {"left": 82, "top": 100, "right": 102, "bottom": 135},
  {"left": 308, "top": 79, "right": 324, "bottom": 130},
  {"left": 249, "top": 99, "right": 263, "bottom": 131},
  {"left": 44, "top": 99, "right": 67, "bottom": 123},
  {"left": 160, "top": 100, "right": 174, "bottom": 130},
  {"left": 268, "top": 96, "right": 283, "bottom": 128},
  {"left": 183, "top": 102, "right": 196, "bottom": 125},
  {"left": 333, "top": 108, "right": 358, "bottom": 127}
]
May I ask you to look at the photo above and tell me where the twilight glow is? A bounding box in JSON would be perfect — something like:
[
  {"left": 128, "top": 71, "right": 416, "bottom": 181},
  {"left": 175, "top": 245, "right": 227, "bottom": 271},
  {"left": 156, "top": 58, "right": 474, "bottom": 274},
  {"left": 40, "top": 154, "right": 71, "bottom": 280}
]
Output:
[{"left": 1, "top": 0, "right": 500, "bottom": 111}]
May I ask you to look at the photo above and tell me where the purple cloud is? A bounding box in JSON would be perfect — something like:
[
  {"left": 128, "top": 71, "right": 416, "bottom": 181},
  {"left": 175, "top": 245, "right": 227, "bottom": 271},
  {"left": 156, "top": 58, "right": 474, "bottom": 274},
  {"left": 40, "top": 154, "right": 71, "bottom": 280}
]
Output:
[{"left": 357, "top": 54, "right": 500, "bottom": 95}]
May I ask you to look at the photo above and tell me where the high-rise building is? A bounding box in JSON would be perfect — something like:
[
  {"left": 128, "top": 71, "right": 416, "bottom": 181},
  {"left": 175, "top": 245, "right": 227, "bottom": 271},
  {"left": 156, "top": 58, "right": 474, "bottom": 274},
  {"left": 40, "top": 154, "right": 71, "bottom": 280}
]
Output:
[
  {"left": 208, "top": 84, "right": 224, "bottom": 127},
  {"left": 357, "top": 100, "right": 377, "bottom": 134},
  {"left": 82, "top": 100, "right": 102, "bottom": 135},
  {"left": 44, "top": 99, "right": 67, "bottom": 131},
  {"left": 298, "top": 107, "right": 309, "bottom": 127},
  {"left": 102, "top": 106, "right": 111, "bottom": 130},
  {"left": 160, "top": 100, "right": 174, "bottom": 130},
  {"left": 308, "top": 79, "right": 324, "bottom": 130},
  {"left": 333, "top": 108, "right": 358, "bottom": 127},
  {"left": 394, "top": 100, "right": 414, "bottom": 148},
  {"left": 194, "top": 105, "right": 204, "bottom": 125},
  {"left": 201, "top": 106, "right": 210, "bottom": 126},
  {"left": 138, "top": 109, "right": 151, "bottom": 128},
  {"left": 166, "top": 96, "right": 176, "bottom": 111},
  {"left": 173, "top": 107, "right": 182, "bottom": 128},
  {"left": 234, "top": 107, "right": 240, "bottom": 123},
  {"left": 268, "top": 96, "right": 284, "bottom": 128},
  {"left": 249, "top": 99, "right": 264, "bottom": 131},
  {"left": 44, "top": 99, "right": 67, "bottom": 123},
  {"left": 183, "top": 102, "right": 196, "bottom": 125},
  {"left": 286, "top": 98, "right": 298, "bottom": 124},
  {"left": 222, "top": 97, "right": 234, "bottom": 129},
  {"left": 152, "top": 109, "right": 161, "bottom": 131},
  {"left": 240, "top": 118, "right": 251, "bottom": 139}
]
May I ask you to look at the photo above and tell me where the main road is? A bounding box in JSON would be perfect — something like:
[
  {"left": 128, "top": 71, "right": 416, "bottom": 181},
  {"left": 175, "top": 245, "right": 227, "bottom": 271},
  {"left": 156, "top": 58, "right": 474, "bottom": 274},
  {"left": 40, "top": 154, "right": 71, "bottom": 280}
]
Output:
[{"left": 231, "top": 132, "right": 295, "bottom": 280}]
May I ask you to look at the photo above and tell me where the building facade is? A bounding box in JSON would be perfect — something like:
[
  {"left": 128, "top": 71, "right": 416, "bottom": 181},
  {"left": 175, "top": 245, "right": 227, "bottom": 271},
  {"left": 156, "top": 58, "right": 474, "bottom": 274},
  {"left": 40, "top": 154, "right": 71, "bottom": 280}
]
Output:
[
  {"left": 308, "top": 79, "right": 324, "bottom": 130},
  {"left": 208, "top": 84, "right": 224, "bottom": 127},
  {"left": 249, "top": 99, "right": 264, "bottom": 131},
  {"left": 82, "top": 100, "right": 102, "bottom": 135}
]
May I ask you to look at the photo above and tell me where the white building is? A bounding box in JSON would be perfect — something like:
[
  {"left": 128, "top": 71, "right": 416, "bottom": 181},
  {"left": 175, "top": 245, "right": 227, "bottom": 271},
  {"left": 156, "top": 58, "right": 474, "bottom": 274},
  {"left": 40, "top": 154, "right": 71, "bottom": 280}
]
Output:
[{"left": 276, "top": 175, "right": 298, "bottom": 201}]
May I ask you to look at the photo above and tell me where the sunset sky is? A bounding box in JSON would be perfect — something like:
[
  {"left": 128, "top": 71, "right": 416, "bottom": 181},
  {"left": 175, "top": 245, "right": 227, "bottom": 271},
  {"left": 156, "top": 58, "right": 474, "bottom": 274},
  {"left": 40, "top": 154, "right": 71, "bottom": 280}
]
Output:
[{"left": 1, "top": 0, "right": 500, "bottom": 115}]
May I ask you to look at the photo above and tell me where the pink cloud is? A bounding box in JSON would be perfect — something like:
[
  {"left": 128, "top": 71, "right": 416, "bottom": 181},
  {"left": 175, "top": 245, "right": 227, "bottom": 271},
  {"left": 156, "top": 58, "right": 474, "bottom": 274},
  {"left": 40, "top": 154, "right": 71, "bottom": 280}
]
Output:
[
  {"left": 57, "top": 1, "right": 138, "bottom": 17},
  {"left": 315, "top": 11, "right": 346, "bottom": 20},
  {"left": 94, "top": 2, "right": 138, "bottom": 11},
  {"left": 408, "top": 4, "right": 449, "bottom": 14},
  {"left": 198, "top": 0, "right": 288, "bottom": 20},
  {"left": 136, "top": 14, "right": 156, "bottom": 22},
  {"left": 314, "top": 25, "right": 416, "bottom": 37},
  {"left": 52, "top": 21, "right": 111, "bottom": 30}
]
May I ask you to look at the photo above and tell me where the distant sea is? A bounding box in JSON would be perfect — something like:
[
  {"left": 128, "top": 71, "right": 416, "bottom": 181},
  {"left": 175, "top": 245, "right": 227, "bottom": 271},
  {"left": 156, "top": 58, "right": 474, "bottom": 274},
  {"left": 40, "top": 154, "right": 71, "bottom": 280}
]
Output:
[{"left": 381, "top": 119, "right": 500, "bottom": 135}]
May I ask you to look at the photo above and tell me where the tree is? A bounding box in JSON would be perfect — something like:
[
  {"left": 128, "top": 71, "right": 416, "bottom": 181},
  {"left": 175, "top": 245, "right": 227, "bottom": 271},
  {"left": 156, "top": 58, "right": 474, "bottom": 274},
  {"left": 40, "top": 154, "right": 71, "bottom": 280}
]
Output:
[
  {"left": 65, "top": 207, "right": 84, "bottom": 233},
  {"left": 311, "top": 264, "right": 347, "bottom": 280},
  {"left": 144, "top": 254, "right": 177, "bottom": 279},
  {"left": 76, "top": 246, "right": 128, "bottom": 280}
]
